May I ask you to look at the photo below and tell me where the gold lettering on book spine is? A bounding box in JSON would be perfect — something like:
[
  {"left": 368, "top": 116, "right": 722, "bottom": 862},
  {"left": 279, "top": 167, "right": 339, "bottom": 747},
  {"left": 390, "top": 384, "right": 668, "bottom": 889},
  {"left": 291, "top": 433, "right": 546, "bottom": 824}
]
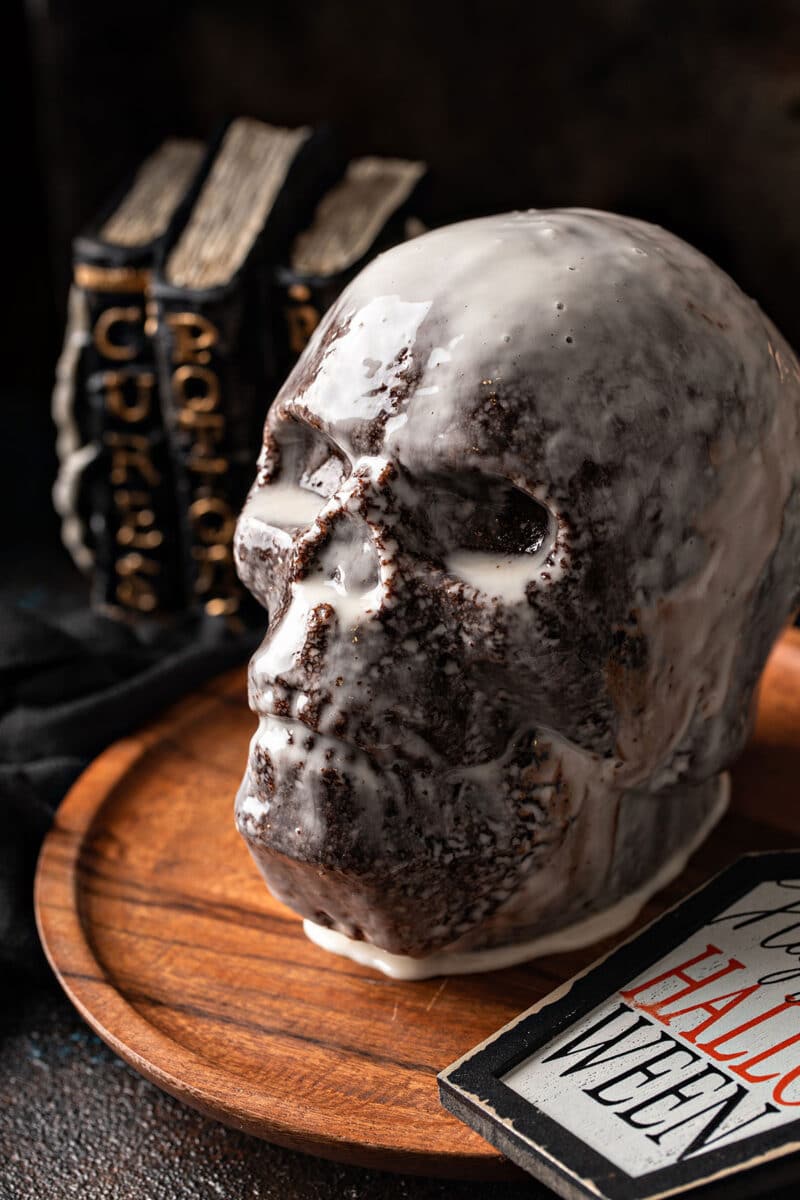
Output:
[
  {"left": 103, "top": 371, "right": 155, "bottom": 423},
  {"left": 115, "top": 551, "right": 159, "bottom": 612},
  {"left": 190, "top": 496, "right": 237, "bottom": 545},
  {"left": 173, "top": 365, "right": 220, "bottom": 412},
  {"left": 80, "top": 270, "right": 164, "bottom": 613},
  {"left": 168, "top": 311, "right": 240, "bottom": 619},
  {"left": 105, "top": 431, "right": 161, "bottom": 489},
  {"left": 93, "top": 306, "right": 143, "bottom": 361},
  {"left": 103, "top": 423, "right": 164, "bottom": 610},
  {"left": 166, "top": 312, "right": 219, "bottom": 364},
  {"left": 286, "top": 285, "right": 321, "bottom": 355},
  {"left": 115, "top": 490, "right": 163, "bottom": 550}
]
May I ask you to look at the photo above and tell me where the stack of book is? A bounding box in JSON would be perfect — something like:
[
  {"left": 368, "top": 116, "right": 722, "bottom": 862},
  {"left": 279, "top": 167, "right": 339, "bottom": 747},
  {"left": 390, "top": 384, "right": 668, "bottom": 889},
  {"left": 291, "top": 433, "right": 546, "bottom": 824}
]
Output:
[{"left": 53, "top": 117, "right": 426, "bottom": 626}]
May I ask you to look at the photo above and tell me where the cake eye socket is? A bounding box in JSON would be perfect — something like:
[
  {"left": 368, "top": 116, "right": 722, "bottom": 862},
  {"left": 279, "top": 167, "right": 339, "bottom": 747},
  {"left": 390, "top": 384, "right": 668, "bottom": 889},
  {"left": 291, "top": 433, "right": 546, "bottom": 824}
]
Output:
[
  {"left": 247, "top": 418, "right": 350, "bottom": 532},
  {"left": 425, "top": 471, "right": 552, "bottom": 557},
  {"left": 273, "top": 414, "right": 350, "bottom": 499},
  {"left": 463, "top": 478, "right": 551, "bottom": 557},
  {"left": 300, "top": 450, "right": 347, "bottom": 499},
  {"left": 424, "top": 472, "right": 555, "bottom": 601}
]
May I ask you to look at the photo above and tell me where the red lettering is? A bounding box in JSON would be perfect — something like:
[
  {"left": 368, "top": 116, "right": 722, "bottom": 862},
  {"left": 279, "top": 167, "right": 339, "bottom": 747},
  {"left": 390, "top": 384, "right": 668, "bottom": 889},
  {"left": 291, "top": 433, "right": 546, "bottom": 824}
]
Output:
[
  {"left": 774, "top": 1064, "right": 800, "bottom": 1106},
  {"left": 664, "top": 984, "right": 762, "bottom": 1043},
  {"left": 621, "top": 945, "right": 745, "bottom": 1022},
  {"left": 697, "top": 997, "right": 800, "bottom": 1063}
]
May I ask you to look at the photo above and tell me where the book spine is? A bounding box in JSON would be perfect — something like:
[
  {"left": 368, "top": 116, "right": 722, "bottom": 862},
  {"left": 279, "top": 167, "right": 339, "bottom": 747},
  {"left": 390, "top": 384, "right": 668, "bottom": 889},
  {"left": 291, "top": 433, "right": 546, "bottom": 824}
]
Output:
[
  {"left": 150, "top": 125, "right": 342, "bottom": 624},
  {"left": 60, "top": 259, "right": 185, "bottom": 615},
  {"left": 272, "top": 203, "right": 426, "bottom": 376},
  {"left": 274, "top": 275, "right": 349, "bottom": 376},
  {"left": 153, "top": 279, "right": 266, "bottom": 625}
]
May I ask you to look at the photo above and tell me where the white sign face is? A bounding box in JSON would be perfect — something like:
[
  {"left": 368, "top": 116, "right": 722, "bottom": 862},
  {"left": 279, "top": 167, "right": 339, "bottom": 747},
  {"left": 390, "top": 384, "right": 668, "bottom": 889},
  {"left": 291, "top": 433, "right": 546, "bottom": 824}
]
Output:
[{"left": 503, "top": 879, "right": 800, "bottom": 1177}]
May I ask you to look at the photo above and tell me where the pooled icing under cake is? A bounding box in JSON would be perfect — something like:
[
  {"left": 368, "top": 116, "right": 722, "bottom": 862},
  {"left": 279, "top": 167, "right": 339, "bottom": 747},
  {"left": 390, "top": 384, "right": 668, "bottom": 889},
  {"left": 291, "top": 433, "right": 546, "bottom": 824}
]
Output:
[{"left": 234, "top": 209, "right": 800, "bottom": 973}]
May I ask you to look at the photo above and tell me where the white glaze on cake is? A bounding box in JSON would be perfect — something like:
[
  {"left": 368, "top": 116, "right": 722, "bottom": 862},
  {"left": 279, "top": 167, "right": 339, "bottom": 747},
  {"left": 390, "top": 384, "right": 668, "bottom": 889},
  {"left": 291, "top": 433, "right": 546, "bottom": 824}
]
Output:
[
  {"left": 234, "top": 209, "right": 800, "bottom": 970},
  {"left": 303, "top": 774, "right": 729, "bottom": 981}
]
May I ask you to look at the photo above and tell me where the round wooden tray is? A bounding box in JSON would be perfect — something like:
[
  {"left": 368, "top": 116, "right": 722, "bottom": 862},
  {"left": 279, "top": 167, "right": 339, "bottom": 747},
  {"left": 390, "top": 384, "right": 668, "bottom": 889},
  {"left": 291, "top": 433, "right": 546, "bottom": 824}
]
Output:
[{"left": 35, "top": 630, "right": 800, "bottom": 1179}]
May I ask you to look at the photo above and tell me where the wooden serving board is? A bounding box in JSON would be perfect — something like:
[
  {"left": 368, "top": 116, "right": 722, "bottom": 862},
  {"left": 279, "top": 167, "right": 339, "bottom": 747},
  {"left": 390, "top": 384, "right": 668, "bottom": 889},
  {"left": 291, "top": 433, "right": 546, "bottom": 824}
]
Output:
[{"left": 34, "top": 630, "right": 800, "bottom": 1180}]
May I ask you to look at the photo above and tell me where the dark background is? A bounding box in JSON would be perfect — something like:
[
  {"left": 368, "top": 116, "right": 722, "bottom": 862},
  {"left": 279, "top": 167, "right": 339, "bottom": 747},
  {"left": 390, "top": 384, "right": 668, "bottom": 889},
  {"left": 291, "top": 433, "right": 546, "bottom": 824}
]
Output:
[
  {"left": 6, "top": 4, "right": 800, "bottom": 1196},
  {"left": 9, "top": 0, "right": 800, "bottom": 555}
]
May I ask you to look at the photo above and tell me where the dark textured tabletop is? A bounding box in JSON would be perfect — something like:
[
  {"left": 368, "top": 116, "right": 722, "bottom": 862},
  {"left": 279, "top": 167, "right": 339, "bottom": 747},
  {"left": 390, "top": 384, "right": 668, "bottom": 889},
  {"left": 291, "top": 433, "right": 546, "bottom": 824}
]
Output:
[
  {"left": 7, "top": 966, "right": 800, "bottom": 1199},
  {"left": 1, "top": 970, "right": 538, "bottom": 1200}
]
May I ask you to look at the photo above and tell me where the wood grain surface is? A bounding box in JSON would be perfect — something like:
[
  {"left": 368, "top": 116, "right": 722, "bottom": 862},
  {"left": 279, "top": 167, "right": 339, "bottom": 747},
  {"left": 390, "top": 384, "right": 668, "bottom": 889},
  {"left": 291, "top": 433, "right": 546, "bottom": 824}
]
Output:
[{"left": 34, "top": 629, "right": 800, "bottom": 1179}]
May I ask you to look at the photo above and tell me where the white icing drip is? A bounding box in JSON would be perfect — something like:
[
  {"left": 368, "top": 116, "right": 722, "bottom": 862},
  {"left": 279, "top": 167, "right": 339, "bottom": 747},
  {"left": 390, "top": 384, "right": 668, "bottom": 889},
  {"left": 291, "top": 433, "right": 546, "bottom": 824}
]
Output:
[
  {"left": 446, "top": 547, "right": 555, "bottom": 602},
  {"left": 298, "top": 576, "right": 382, "bottom": 626},
  {"left": 237, "top": 790, "right": 268, "bottom": 822},
  {"left": 303, "top": 776, "right": 729, "bottom": 979},
  {"left": 302, "top": 211, "right": 630, "bottom": 460},
  {"left": 302, "top": 294, "right": 432, "bottom": 458},
  {"left": 253, "top": 572, "right": 381, "bottom": 681},
  {"left": 242, "top": 480, "right": 325, "bottom": 529},
  {"left": 383, "top": 412, "right": 408, "bottom": 437}
]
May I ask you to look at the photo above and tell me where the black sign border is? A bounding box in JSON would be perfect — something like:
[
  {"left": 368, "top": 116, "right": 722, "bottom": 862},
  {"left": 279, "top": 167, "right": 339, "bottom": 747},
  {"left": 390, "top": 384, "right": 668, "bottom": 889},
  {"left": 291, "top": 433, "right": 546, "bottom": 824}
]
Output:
[{"left": 439, "top": 852, "right": 800, "bottom": 1200}]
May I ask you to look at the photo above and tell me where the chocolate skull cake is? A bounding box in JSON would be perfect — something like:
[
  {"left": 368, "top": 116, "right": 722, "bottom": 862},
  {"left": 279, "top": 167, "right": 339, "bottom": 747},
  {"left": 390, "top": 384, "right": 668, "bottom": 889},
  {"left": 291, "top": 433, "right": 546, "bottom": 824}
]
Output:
[{"left": 234, "top": 209, "right": 800, "bottom": 978}]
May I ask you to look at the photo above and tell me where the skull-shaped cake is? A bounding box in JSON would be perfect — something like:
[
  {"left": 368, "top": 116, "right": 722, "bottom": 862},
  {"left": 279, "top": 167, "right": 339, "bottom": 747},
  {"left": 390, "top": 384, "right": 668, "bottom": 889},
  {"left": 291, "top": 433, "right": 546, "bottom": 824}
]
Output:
[{"left": 235, "top": 209, "right": 800, "bottom": 978}]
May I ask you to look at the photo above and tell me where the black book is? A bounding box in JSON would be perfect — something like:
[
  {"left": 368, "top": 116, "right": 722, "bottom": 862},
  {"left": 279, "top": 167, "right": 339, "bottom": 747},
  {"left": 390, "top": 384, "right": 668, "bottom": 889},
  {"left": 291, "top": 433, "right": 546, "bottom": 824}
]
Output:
[
  {"left": 53, "top": 138, "right": 205, "bottom": 616},
  {"left": 274, "top": 156, "right": 427, "bottom": 371},
  {"left": 151, "top": 118, "right": 339, "bottom": 624}
]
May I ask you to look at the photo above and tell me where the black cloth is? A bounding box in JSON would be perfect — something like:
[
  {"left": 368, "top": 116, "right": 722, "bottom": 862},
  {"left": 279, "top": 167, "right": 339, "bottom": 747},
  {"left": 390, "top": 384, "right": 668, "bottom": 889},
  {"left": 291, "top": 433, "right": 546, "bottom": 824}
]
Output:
[{"left": 0, "top": 599, "right": 258, "bottom": 973}]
